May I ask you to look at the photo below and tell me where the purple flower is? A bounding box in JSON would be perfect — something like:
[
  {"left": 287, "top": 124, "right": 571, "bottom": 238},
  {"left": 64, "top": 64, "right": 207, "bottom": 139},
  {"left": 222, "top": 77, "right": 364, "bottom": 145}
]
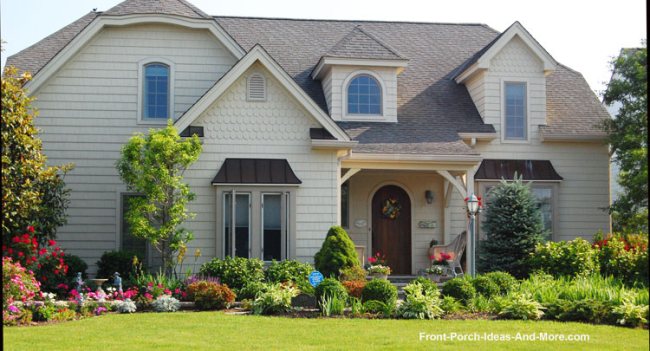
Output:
[
  {"left": 8, "top": 305, "right": 20, "bottom": 314},
  {"left": 94, "top": 306, "right": 108, "bottom": 315}
]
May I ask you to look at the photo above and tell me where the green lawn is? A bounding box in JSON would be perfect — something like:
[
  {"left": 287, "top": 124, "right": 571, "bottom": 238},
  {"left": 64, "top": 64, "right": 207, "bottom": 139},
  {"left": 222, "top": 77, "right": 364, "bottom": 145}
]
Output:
[{"left": 3, "top": 312, "right": 648, "bottom": 350}]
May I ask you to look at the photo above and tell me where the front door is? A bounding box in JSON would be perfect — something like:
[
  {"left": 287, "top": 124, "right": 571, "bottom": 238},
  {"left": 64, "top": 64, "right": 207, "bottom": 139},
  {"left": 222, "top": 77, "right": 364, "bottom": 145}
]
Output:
[{"left": 371, "top": 185, "right": 411, "bottom": 274}]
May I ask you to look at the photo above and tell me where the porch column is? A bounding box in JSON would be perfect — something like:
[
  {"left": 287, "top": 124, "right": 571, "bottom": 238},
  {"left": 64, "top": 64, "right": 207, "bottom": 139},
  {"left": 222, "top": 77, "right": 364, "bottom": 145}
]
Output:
[{"left": 465, "top": 165, "right": 478, "bottom": 276}]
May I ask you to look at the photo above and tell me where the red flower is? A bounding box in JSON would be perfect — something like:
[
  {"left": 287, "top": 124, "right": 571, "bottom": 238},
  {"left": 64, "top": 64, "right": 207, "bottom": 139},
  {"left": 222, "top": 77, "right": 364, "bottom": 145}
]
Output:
[
  {"left": 12, "top": 236, "right": 20, "bottom": 243},
  {"left": 39, "top": 248, "right": 47, "bottom": 255},
  {"left": 48, "top": 240, "right": 56, "bottom": 247},
  {"left": 17, "top": 252, "right": 24, "bottom": 257},
  {"left": 368, "top": 257, "right": 377, "bottom": 264},
  {"left": 54, "top": 269, "right": 60, "bottom": 275},
  {"left": 27, "top": 225, "right": 35, "bottom": 233}
]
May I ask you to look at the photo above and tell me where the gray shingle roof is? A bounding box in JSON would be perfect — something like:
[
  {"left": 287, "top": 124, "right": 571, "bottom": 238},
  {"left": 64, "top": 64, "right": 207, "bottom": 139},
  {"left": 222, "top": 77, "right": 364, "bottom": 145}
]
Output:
[
  {"left": 104, "top": 0, "right": 210, "bottom": 19},
  {"left": 4, "top": 12, "right": 98, "bottom": 77},
  {"left": 4, "top": 0, "right": 609, "bottom": 155},
  {"left": 324, "top": 26, "right": 406, "bottom": 60}
]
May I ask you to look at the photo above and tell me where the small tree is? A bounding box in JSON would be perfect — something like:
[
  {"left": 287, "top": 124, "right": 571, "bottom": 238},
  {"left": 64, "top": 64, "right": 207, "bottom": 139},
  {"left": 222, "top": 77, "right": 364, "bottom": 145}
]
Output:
[
  {"left": 1, "top": 67, "right": 72, "bottom": 245},
  {"left": 478, "top": 176, "right": 545, "bottom": 278},
  {"left": 602, "top": 45, "right": 648, "bottom": 233},
  {"left": 116, "top": 121, "right": 202, "bottom": 276},
  {"left": 314, "top": 226, "right": 359, "bottom": 277}
]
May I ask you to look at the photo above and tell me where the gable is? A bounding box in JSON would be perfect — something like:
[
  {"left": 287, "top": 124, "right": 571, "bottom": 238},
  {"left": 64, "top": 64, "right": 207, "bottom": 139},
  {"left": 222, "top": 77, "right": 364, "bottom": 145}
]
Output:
[
  {"left": 490, "top": 35, "right": 544, "bottom": 74},
  {"left": 194, "top": 63, "right": 324, "bottom": 145}
]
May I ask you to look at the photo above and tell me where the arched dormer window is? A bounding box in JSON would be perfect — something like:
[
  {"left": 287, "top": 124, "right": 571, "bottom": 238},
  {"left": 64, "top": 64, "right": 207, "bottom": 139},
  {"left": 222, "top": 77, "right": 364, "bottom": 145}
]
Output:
[
  {"left": 347, "top": 74, "right": 382, "bottom": 115},
  {"left": 143, "top": 63, "right": 170, "bottom": 119}
]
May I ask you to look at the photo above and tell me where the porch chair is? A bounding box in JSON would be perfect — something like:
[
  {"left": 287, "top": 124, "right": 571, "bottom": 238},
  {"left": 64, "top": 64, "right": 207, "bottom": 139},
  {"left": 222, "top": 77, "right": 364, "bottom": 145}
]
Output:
[{"left": 429, "top": 231, "right": 467, "bottom": 277}]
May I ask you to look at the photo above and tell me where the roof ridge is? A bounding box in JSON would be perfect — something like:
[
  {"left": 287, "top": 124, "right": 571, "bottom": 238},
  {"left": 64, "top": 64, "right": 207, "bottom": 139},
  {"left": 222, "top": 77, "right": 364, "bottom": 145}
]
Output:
[
  {"left": 213, "top": 15, "right": 490, "bottom": 27},
  {"left": 177, "top": 0, "right": 211, "bottom": 18},
  {"left": 354, "top": 25, "right": 406, "bottom": 59}
]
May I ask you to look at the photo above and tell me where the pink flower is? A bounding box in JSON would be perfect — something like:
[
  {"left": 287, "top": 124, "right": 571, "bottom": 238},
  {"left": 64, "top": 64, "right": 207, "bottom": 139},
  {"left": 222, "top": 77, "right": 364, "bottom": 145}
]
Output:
[
  {"left": 8, "top": 305, "right": 20, "bottom": 313},
  {"left": 174, "top": 288, "right": 181, "bottom": 294},
  {"left": 144, "top": 293, "right": 153, "bottom": 300},
  {"left": 164, "top": 289, "right": 171, "bottom": 295}
]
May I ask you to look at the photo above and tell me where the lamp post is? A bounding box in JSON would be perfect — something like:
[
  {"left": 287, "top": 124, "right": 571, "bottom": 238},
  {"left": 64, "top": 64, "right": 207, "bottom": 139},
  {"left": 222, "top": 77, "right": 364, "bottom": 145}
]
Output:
[{"left": 466, "top": 194, "right": 480, "bottom": 277}]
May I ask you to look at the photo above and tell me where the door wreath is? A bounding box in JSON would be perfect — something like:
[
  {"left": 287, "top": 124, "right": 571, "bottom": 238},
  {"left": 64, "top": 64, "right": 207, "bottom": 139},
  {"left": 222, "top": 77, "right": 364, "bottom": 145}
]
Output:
[{"left": 381, "top": 198, "right": 401, "bottom": 219}]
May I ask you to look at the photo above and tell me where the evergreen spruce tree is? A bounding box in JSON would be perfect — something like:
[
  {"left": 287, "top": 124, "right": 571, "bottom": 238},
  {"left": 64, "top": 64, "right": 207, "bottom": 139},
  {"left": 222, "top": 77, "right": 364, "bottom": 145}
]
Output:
[
  {"left": 478, "top": 175, "right": 545, "bottom": 278},
  {"left": 314, "top": 226, "right": 359, "bottom": 277}
]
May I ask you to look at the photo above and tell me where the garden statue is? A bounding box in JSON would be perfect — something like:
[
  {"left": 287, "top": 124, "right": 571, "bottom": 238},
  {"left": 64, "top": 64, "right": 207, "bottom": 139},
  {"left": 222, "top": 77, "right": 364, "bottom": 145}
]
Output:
[
  {"left": 113, "top": 272, "right": 123, "bottom": 297},
  {"left": 75, "top": 272, "right": 85, "bottom": 305}
]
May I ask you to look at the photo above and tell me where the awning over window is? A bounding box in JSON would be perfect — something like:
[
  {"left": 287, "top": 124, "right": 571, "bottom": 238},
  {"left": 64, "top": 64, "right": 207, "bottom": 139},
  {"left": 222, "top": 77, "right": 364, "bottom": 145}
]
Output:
[
  {"left": 475, "top": 159, "right": 563, "bottom": 181},
  {"left": 211, "top": 158, "right": 302, "bottom": 185}
]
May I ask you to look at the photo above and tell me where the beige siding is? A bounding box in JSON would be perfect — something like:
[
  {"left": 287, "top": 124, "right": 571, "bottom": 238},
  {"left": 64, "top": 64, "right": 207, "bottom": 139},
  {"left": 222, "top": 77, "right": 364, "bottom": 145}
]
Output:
[
  {"left": 32, "top": 23, "right": 237, "bottom": 274},
  {"left": 325, "top": 66, "right": 399, "bottom": 122},
  {"left": 457, "top": 35, "right": 610, "bottom": 241},
  {"left": 346, "top": 171, "right": 445, "bottom": 274},
  {"left": 193, "top": 63, "right": 339, "bottom": 263},
  {"left": 465, "top": 73, "right": 486, "bottom": 119}
]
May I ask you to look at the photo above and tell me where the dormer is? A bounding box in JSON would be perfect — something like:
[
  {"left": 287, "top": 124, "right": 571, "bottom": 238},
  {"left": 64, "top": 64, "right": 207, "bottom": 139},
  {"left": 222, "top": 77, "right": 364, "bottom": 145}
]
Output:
[
  {"left": 454, "top": 22, "right": 558, "bottom": 142},
  {"left": 312, "top": 26, "right": 408, "bottom": 123}
]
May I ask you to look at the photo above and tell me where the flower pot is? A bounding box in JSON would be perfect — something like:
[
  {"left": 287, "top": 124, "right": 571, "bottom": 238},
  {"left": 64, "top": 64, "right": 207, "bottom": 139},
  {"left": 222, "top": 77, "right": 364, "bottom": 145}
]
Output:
[
  {"left": 427, "top": 274, "right": 442, "bottom": 283},
  {"left": 368, "top": 273, "right": 388, "bottom": 280}
]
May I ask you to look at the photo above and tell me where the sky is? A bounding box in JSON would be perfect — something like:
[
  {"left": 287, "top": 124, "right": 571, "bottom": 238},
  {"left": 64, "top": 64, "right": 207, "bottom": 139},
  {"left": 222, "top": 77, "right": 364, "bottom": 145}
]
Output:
[{"left": 0, "top": 0, "right": 646, "bottom": 96}]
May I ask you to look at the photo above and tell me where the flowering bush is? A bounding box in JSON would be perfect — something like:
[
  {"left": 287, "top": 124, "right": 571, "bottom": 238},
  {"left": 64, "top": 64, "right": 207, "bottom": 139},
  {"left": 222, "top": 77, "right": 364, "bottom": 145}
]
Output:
[
  {"left": 594, "top": 233, "right": 648, "bottom": 286},
  {"left": 2, "top": 257, "right": 40, "bottom": 308},
  {"left": 2, "top": 226, "right": 69, "bottom": 292},
  {"left": 3, "top": 303, "right": 33, "bottom": 326}
]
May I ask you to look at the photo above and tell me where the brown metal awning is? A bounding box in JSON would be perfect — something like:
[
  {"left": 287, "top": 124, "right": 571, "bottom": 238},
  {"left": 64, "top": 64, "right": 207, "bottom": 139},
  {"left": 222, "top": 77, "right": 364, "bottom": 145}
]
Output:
[
  {"left": 211, "top": 158, "right": 302, "bottom": 185},
  {"left": 475, "top": 159, "right": 563, "bottom": 181}
]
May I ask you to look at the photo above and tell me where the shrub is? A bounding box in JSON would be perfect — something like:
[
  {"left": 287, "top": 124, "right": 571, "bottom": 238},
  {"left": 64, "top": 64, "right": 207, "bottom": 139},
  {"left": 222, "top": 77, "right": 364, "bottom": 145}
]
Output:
[
  {"left": 612, "top": 298, "right": 649, "bottom": 327},
  {"left": 396, "top": 281, "right": 443, "bottom": 319},
  {"left": 478, "top": 176, "right": 545, "bottom": 278},
  {"left": 252, "top": 283, "right": 298, "bottom": 315},
  {"left": 314, "top": 226, "right": 359, "bottom": 278},
  {"left": 595, "top": 233, "right": 649, "bottom": 286},
  {"left": 3, "top": 303, "right": 33, "bottom": 326},
  {"left": 361, "top": 279, "right": 397, "bottom": 307},
  {"left": 528, "top": 239, "right": 599, "bottom": 278},
  {"left": 342, "top": 280, "right": 366, "bottom": 298},
  {"left": 339, "top": 265, "right": 367, "bottom": 282},
  {"left": 151, "top": 295, "right": 181, "bottom": 312},
  {"left": 410, "top": 277, "right": 439, "bottom": 296},
  {"left": 498, "top": 293, "right": 545, "bottom": 320},
  {"left": 483, "top": 271, "right": 518, "bottom": 295},
  {"left": 30, "top": 301, "right": 57, "bottom": 322},
  {"left": 200, "top": 256, "right": 264, "bottom": 292},
  {"left": 62, "top": 254, "right": 88, "bottom": 282},
  {"left": 441, "top": 277, "right": 476, "bottom": 303},
  {"left": 265, "top": 260, "right": 312, "bottom": 284},
  {"left": 115, "top": 299, "right": 137, "bottom": 313},
  {"left": 238, "top": 281, "right": 269, "bottom": 300},
  {"left": 187, "top": 281, "right": 236, "bottom": 310},
  {"left": 472, "top": 276, "right": 500, "bottom": 298},
  {"left": 2, "top": 257, "right": 40, "bottom": 309},
  {"left": 51, "top": 307, "right": 77, "bottom": 322},
  {"left": 440, "top": 296, "right": 463, "bottom": 314},
  {"left": 544, "top": 299, "right": 614, "bottom": 324},
  {"left": 362, "top": 300, "right": 392, "bottom": 316},
  {"left": 96, "top": 251, "right": 141, "bottom": 282},
  {"left": 315, "top": 278, "right": 347, "bottom": 303}
]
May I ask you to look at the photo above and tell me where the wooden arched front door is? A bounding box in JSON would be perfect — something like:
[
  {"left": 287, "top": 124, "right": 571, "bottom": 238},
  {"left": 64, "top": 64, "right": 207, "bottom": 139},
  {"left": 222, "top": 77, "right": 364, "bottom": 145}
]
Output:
[{"left": 371, "top": 185, "right": 411, "bottom": 274}]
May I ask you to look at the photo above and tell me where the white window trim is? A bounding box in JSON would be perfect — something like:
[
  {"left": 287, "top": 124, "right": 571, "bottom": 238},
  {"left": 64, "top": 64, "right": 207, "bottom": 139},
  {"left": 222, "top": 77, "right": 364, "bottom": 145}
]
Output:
[
  {"left": 477, "top": 181, "right": 559, "bottom": 241},
  {"left": 341, "top": 70, "right": 386, "bottom": 121},
  {"left": 246, "top": 71, "right": 267, "bottom": 102},
  {"left": 500, "top": 79, "right": 531, "bottom": 143},
  {"left": 216, "top": 187, "right": 297, "bottom": 260},
  {"left": 137, "top": 57, "right": 175, "bottom": 125}
]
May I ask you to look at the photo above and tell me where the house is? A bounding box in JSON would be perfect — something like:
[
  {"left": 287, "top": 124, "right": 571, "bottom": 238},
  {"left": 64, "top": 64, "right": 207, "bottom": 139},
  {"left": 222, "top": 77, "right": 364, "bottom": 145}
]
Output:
[{"left": 5, "top": 0, "right": 611, "bottom": 276}]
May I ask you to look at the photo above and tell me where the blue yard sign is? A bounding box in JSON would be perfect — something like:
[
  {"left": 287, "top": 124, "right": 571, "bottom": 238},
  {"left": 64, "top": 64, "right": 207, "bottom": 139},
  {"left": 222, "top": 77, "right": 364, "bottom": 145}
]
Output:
[{"left": 308, "top": 271, "right": 324, "bottom": 287}]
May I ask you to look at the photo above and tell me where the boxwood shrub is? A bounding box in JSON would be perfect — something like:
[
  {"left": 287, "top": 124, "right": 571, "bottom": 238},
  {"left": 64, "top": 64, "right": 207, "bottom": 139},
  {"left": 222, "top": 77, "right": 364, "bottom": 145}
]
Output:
[
  {"left": 314, "top": 278, "right": 347, "bottom": 302},
  {"left": 472, "top": 276, "right": 501, "bottom": 298},
  {"left": 361, "top": 279, "right": 397, "bottom": 307},
  {"left": 483, "top": 271, "right": 518, "bottom": 294},
  {"left": 441, "top": 277, "right": 476, "bottom": 303}
]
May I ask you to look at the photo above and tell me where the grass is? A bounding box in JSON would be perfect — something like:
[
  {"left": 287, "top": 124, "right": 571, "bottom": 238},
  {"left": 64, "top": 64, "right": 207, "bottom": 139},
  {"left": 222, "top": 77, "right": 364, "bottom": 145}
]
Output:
[{"left": 4, "top": 312, "right": 648, "bottom": 350}]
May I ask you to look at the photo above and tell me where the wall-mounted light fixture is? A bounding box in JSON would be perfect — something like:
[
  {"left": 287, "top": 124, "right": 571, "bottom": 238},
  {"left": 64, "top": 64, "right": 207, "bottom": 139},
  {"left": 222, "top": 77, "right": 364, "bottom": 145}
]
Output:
[{"left": 425, "top": 190, "right": 434, "bottom": 204}]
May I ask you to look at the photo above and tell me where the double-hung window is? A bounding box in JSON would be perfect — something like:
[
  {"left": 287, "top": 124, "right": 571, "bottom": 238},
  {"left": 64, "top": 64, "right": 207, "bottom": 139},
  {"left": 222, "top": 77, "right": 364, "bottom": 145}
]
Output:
[
  {"left": 143, "top": 63, "right": 170, "bottom": 120},
  {"left": 504, "top": 82, "right": 527, "bottom": 140}
]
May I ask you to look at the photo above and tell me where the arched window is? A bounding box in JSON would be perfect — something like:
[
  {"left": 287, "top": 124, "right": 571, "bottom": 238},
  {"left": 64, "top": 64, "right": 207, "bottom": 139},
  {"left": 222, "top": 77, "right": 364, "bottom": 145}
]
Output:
[
  {"left": 347, "top": 74, "right": 382, "bottom": 115},
  {"left": 143, "top": 63, "right": 170, "bottom": 119}
]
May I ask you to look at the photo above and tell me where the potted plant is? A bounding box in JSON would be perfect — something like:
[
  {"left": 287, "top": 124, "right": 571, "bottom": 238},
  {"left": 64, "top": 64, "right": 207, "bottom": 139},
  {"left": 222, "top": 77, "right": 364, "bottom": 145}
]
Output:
[
  {"left": 367, "top": 265, "right": 391, "bottom": 280},
  {"left": 366, "top": 252, "right": 391, "bottom": 280},
  {"left": 427, "top": 252, "right": 452, "bottom": 282},
  {"left": 427, "top": 239, "right": 439, "bottom": 262}
]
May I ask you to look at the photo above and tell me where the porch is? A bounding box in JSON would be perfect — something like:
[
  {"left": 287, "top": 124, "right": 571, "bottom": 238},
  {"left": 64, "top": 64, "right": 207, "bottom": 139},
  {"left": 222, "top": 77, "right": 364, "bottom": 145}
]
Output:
[{"left": 340, "top": 154, "right": 478, "bottom": 275}]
